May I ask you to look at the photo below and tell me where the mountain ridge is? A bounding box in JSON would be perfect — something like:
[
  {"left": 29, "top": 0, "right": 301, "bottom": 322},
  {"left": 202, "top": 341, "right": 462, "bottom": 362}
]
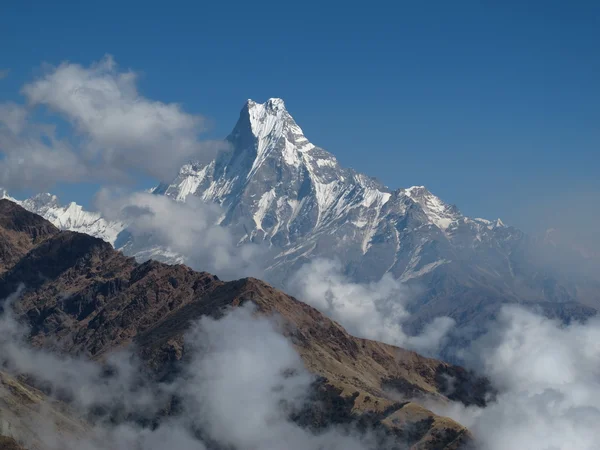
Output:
[
  {"left": 3, "top": 98, "right": 599, "bottom": 336},
  {"left": 0, "top": 198, "right": 482, "bottom": 449}
]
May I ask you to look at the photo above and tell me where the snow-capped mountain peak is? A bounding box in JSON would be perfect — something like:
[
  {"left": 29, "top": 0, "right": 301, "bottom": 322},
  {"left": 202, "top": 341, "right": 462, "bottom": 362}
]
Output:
[
  {"left": 402, "top": 185, "right": 460, "bottom": 230},
  {"left": 5, "top": 97, "right": 595, "bottom": 338},
  {"left": 0, "top": 188, "right": 17, "bottom": 203},
  {"left": 242, "top": 97, "right": 315, "bottom": 161},
  {"left": 157, "top": 99, "right": 494, "bottom": 259},
  {"left": 247, "top": 97, "right": 286, "bottom": 112},
  {"left": 20, "top": 192, "right": 60, "bottom": 210},
  {"left": 9, "top": 98, "right": 511, "bottom": 293}
]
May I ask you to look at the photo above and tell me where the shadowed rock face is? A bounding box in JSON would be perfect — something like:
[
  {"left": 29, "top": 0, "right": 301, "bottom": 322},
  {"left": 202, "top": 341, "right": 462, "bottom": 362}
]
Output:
[
  {"left": 0, "top": 200, "right": 488, "bottom": 449},
  {"left": 0, "top": 200, "right": 59, "bottom": 273},
  {"left": 0, "top": 436, "right": 27, "bottom": 450}
]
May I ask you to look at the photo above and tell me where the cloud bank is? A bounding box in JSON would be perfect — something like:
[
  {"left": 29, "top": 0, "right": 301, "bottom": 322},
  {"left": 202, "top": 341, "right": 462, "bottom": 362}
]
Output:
[
  {"left": 289, "top": 258, "right": 455, "bottom": 356},
  {"left": 96, "top": 189, "right": 267, "bottom": 280},
  {"left": 0, "top": 102, "right": 89, "bottom": 190},
  {"left": 0, "top": 289, "right": 373, "bottom": 450},
  {"left": 424, "top": 305, "right": 600, "bottom": 450},
  {"left": 0, "top": 56, "right": 224, "bottom": 190}
]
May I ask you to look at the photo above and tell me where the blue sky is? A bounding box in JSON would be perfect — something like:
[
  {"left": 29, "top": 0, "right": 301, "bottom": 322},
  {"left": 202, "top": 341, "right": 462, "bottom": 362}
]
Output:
[{"left": 1, "top": 0, "right": 598, "bottom": 232}]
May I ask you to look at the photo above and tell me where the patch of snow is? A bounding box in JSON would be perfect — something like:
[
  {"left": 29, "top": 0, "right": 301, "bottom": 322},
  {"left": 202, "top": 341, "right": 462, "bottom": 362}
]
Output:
[
  {"left": 316, "top": 158, "right": 337, "bottom": 168},
  {"left": 172, "top": 164, "right": 210, "bottom": 201},
  {"left": 16, "top": 194, "right": 126, "bottom": 245},
  {"left": 313, "top": 180, "right": 341, "bottom": 225},
  {"left": 401, "top": 259, "right": 450, "bottom": 281},
  {"left": 253, "top": 189, "right": 276, "bottom": 231},
  {"left": 403, "top": 186, "right": 459, "bottom": 231}
]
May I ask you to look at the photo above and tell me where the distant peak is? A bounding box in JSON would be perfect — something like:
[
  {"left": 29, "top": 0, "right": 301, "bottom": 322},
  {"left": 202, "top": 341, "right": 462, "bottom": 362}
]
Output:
[
  {"left": 27, "top": 192, "right": 60, "bottom": 208},
  {"left": 32, "top": 192, "right": 58, "bottom": 201},
  {"left": 402, "top": 186, "right": 461, "bottom": 230},
  {"left": 0, "top": 188, "right": 15, "bottom": 201}
]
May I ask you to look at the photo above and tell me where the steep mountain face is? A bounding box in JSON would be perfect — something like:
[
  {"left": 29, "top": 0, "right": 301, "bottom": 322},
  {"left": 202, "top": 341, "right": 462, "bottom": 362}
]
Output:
[
  {"left": 155, "top": 99, "right": 505, "bottom": 286},
  {"left": 0, "top": 200, "right": 485, "bottom": 449},
  {"left": 154, "top": 98, "right": 395, "bottom": 257},
  {"left": 0, "top": 200, "right": 59, "bottom": 273}
]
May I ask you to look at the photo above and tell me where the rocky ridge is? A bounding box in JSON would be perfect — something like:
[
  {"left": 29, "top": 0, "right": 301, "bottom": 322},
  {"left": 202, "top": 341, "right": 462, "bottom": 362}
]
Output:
[{"left": 0, "top": 199, "right": 486, "bottom": 449}]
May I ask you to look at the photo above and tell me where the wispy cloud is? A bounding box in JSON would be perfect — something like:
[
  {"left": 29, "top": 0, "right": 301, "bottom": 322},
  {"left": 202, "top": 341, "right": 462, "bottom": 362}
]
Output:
[
  {"left": 95, "top": 189, "right": 268, "bottom": 280},
  {"left": 0, "top": 69, "right": 9, "bottom": 80},
  {"left": 421, "top": 305, "right": 600, "bottom": 450},
  {"left": 0, "top": 56, "right": 226, "bottom": 190},
  {"left": 289, "top": 258, "right": 455, "bottom": 356},
  {"left": 0, "top": 289, "right": 375, "bottom": 450}
]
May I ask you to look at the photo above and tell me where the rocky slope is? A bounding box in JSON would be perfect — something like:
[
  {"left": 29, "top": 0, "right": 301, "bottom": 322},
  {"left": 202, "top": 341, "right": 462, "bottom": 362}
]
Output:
[
  {"left": 0, "top": 200, "right": 59, "bottom": 273},
  {"left": 0, "top": 371, "right": 87, "bottom": 450},
  {"left": 0, "top": 199, "right": 485, "bottom": 449},
  {"left": 0, "top": 190, "right": 124, "bottom": 246},
  {"left": 0, "top": 436, "right": 27, "bottom": 450}
]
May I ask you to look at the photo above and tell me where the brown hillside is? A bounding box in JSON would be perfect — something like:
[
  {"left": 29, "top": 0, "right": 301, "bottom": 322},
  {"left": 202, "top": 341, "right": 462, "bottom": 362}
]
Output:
[{"left": 0, "top": 200, "right": 487, "bottom": 449}]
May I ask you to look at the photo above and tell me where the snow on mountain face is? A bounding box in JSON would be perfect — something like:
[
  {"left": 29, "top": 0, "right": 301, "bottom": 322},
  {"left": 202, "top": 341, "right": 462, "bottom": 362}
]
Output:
[
  {"left": 157, "top": 98, "right": 515, "bottom": 286},
  {"left": 160, "top": 100, "right": 397, "bottom": 248},
  {"left": 402, "top": 186, "right": 460, "bottom": 230},
  {"left": 4, "top": 98, "right": 510, "bottom": 289},
  {"left": 157, "top": 99, "right": 392, "bottom": 249}
]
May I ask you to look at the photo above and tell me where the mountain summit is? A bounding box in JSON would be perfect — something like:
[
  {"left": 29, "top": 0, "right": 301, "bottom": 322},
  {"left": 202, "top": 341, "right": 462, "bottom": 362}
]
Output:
[
  {"left": 157, "top": 99, "right": 487, "bottom": 262},
  {"left": 158, "top": 98, "right": 400, "bottom": 253}
]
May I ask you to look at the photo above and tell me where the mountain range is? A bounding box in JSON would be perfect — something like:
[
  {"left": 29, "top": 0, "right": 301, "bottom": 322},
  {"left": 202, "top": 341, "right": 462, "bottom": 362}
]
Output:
[
  {"left": 0, "top": 198, "right": 488, "bottom": 449},
  {"left": 3, "top": 98, "right": 599, "bottom": 336},
  {"left": 1, "top": 99, "right": 598, "bottom": 449}
]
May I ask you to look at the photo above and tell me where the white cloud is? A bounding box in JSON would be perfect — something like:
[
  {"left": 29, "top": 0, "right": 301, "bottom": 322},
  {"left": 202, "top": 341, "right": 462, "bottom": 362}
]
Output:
[
  {"left": 0, "top": 56, "right": 224, "bottom": 190},
  {"left": 95, "top": 189, "right": 267, "bottom": 280},
  {"left": 425, "top": 305, "right": 600, "bottom": 450},
  {"left": 21, "top": 55, "right": 221, "bottom": 181},
  {"left": 289, "top": 258, "right": 455, "bottom": 356},
  {"left": 0, "top": 289, "right": 373, "bottom": 450},
  {"left": 180, "top": 306, "right": 371, "bottom": 450},
  {"left": 0, "top": 69, "right": 9, "bottom": 80},
  {"left": 0, "top": 103, "right": 89, "bottom": 190},
  {"left": 0, "top": 102, "right": 27, "bottom": 134}
]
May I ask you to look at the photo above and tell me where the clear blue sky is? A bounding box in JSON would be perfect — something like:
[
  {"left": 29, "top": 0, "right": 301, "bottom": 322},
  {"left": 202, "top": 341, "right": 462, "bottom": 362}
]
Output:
[{"left": 1, "top": 0, "right": 598, "bottom": 232}]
